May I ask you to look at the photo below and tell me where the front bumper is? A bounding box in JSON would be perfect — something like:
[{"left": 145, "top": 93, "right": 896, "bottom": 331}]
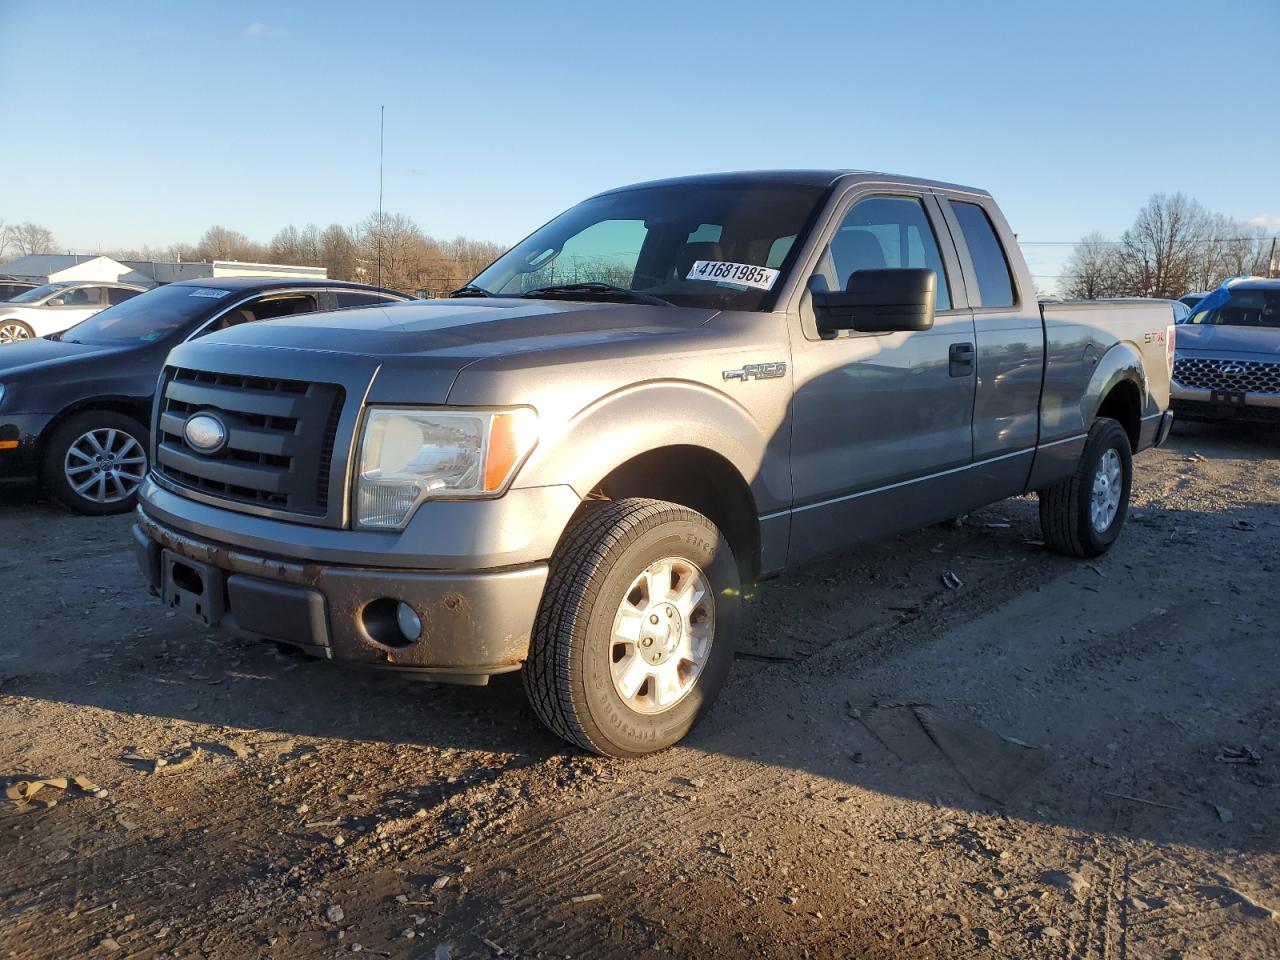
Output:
[
  {"left": 133, "top": 509, "right": 550, "bottom": 684},
  {"left": 1152, "top": 409, "right": 1175, "bottom": 447},
  {"left": 0, "top": 412, "right": 55, "bottom": 479},
  {"left": 1171, "top": 383, "right": 1280, "bottom": 423}
]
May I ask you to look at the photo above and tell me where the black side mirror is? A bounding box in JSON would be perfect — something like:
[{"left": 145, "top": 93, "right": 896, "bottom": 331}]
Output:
[{"left": 812, "top": 268, "right": 936, "bottom": 335}]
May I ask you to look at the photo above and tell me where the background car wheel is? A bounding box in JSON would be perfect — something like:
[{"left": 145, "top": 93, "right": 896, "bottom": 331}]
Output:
[
  {"left": 0, "top": 320, "right": 34, "bottom": 344},
  {"left": 42, "top": 411, "right": 150, "bottom": 516},
  {"left": 1038, "top": 417, "right": 1133, "bottom": 558},
  {"left": 523, "top": 497, "right": 740, "bottom": 757}
]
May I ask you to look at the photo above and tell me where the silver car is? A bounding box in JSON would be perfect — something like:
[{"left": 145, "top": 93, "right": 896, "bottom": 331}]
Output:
[
  {"left": 0, "top": 281, "right": 147, "bottom": 344},
  {"left": 1171, "top": 278, "right": 1280, "bottom": 424}
]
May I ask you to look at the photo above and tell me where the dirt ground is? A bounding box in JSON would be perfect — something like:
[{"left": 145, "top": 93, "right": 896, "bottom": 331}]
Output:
[{"left": 1, "top": 420, "right": 1277, "bottom": 960}]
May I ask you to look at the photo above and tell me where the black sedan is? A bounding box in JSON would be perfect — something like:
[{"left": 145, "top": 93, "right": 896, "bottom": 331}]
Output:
[{"left": 0, "top": 277, "right": 408, "bottom": 514}]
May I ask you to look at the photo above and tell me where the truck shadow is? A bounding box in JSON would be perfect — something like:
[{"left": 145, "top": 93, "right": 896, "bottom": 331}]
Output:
[{"left": 2, "top": 459, "right": 1276, "bottom": 862}]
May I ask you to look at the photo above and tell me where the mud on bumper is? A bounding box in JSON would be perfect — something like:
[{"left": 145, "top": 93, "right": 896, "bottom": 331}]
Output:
[{"left": 133, "top": 511, "right": 547, "bottom": 685}]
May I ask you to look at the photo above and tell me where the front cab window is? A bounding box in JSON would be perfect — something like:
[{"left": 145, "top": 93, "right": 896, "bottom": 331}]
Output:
[{"left": 813, "top": 195, "right": 952, "bottom": 311}]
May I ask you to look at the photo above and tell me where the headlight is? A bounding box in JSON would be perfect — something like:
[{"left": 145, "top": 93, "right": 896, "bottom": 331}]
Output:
[{"left": 354, "top": 407, "right": 538, "bottom": 529}]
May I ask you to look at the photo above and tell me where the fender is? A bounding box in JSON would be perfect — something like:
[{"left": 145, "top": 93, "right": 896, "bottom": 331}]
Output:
[
  {"left": 514, "top": 377, "right": 785, "bottom": 514},
  {"left": 1028, "top": 339, "right": 1145, "bottom": 493},
  {"left": 1082, "top": 340, "right": 1146, "bottom": 426}
]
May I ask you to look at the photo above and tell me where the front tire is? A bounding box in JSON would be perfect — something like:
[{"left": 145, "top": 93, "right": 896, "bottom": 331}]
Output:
[
  {"left": 1038, "top": 418, "right": 1133, "bottom": 558},
  {"left": 523, "top": 498, "right": 740, "bottom": 757},
  {"left": 0, "top": 319, "right": 34, "bottom": 344},
  {"left": 42, "top": 411, "right": 150, "bottom": 516}
]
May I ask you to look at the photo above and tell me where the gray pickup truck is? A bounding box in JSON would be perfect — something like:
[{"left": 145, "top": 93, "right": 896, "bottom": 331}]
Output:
[{"left": 132, "top": 170, "right": 1175, "bottom": 756}]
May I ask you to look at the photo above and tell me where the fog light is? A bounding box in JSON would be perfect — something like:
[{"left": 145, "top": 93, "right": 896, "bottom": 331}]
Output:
[{"left": 396, "top": 602, "right": 422, "bottom": 641}]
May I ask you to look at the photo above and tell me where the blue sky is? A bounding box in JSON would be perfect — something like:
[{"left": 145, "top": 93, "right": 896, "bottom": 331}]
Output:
[{"left": 1, "top": 0, "right": 1277, "bottom": 291}]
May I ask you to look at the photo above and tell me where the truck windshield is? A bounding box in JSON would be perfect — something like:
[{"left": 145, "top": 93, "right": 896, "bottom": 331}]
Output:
[
  {"left": 1187, "top": 289, "right": 1280, "bottom": 328},
  {"left": 466, "top": 182, "right": 829, "bottom": 311},
  {"left": 57, "top": 285, "right": 225, "bottom": 346}
]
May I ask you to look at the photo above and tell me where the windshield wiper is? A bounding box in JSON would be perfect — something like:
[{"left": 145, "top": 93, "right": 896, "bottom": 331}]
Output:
[
  {"left": 448, "top": 283, "right": 495, "bottom": 298},
  {"left": 517, "top": 282, "right": 672, "bottom": 307}
]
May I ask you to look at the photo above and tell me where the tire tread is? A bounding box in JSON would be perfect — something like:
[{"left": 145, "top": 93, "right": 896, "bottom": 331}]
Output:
[
  {"left": 1038, "top": 418, "right": 1130, "bottom": 559},
  {"left": 523, "top": 498, "right": 710, "bottom": 756}
]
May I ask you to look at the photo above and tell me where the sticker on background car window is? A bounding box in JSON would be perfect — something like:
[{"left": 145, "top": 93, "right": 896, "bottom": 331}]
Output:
[
  {"left": 189, "top": 289, "right": 232, "bottom": 299},
  {"left": 686, "top": 260, "right": 779, "bottom": 291}
]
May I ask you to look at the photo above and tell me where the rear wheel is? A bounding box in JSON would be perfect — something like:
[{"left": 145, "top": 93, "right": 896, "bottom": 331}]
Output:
[
  {"left": 1038, "top": 418, "right": 1133, "bottom": 558},
  {"left": 523, "top": 498, "right": 740, "bottom": 757},
  {"left": 42, "top": 411, "right": 150, "bottom": 516},
  {"left": 0, "top": 320, "right": 33, "bottom": 344}
]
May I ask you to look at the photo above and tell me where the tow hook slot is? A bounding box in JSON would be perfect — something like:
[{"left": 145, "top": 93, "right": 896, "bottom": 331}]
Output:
[{"left": 161, "top": 551, "right": 225, "bottom": 627}]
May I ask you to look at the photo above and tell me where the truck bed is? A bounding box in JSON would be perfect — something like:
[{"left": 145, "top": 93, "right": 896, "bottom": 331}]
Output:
[{"left": 1038, "top": 298, "right": 1175, "bottom": 449}]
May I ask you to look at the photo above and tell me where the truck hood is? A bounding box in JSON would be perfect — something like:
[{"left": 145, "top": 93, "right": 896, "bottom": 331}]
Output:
[
  {"left": 169, "top": 299, "right": 718, "bottom": 409},
  {"left": 1176, "top": 324, "right": 1280, "bottom": 357},
  {"left": 201, "top": 298, "right": 718, "bottom": 359}
]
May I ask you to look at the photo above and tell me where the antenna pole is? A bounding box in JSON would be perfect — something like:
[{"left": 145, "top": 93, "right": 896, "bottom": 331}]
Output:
[{"left": 377, "top": 105, "right": 385, "bottom": 286}]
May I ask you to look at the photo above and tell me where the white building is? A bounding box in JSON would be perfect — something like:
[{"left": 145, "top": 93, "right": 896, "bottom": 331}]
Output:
[{"left": 0, "top": 253, "right": 326, "bottom": 288}]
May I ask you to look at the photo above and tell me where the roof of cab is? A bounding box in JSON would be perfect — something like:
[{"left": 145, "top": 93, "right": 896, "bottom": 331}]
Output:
[
  {"left": 595, "top": 169, "right": 989, "bottom": 197},
  {"left": 167, "top": 276, "right": 405, "bottom": 295}
]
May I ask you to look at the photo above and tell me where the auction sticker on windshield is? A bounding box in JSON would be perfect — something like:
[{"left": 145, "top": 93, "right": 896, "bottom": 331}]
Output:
[
  {"left": 686, "top": 260, "right": 779, "bottom": 291},
  {"left": 189, "top": 289, "right": 232, "bottom": 299}
]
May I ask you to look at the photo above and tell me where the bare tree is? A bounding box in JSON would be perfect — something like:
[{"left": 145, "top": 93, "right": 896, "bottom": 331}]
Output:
[
  {"left": 1061, "top": 231, "right": 1125, "bottom": 299},
  {"left": 7, "top": 222, "right": 58, "bottom": 256},
  {"left": 195, "top": 226, "right": 266, "bottom": 263},
  {"left": 321, "top": 224, "right": 358, "bottom": 282},
  {"left": 270, "top": 224, "right": 327, "bottom": 267},
  {"left": 1114, "top": 193, "right": 1214, "bottom": 299},
  {"left": 440, "top": 235, "right": 506, "bottom": 280},
  {"left": 1218, "top": 223, "right": 1273, "bottom": 280},
  {"left": 1062, "top": 196, "right": 1278, "bottom": 299},
  {"left": 356, "top": 212, "right": 441, "bottom": 292},
  {"left": 5, "top": 214, "right": 504, "bottom": 291}
]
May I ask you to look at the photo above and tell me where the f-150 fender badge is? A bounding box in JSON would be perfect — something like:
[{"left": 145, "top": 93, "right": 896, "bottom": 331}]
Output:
[{"left": 723, "top": 362, "right": 787, "bottom": 382}]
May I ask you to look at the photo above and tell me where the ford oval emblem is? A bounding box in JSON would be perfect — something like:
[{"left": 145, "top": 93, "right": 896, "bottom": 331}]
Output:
[{"left": 184, "top": 413, "right": 228, "bottom": 454}]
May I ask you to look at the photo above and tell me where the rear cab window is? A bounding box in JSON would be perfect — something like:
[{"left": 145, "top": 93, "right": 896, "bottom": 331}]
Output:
[
  {"left": 950, "top": 201, "right": 1017, "bottom": 309},
  {"left": 334, "top": 290, "right": 403, "bottom": 308}
]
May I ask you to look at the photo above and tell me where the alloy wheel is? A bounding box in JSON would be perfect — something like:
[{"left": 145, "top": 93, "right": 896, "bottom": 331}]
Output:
[
  {"left": 0, "top": 322, "right": 31, "bottom": 345},
  {"left": 64, "top": 428, "right": 148, "bottom": 504},
  {"left": 1090, "top": 447, "right": 1123, "bottom": 533},
  {"left": 609, "top": 556, "right": 714, "bottom": 715}
]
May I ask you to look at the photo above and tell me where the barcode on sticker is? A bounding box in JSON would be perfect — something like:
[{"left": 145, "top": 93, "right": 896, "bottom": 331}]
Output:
[
  {"left": 190, "top": 288, "right": 232, "bottom": 299},
  {"left": 686, "top": 260, "right": 779, "bottom": 291}
]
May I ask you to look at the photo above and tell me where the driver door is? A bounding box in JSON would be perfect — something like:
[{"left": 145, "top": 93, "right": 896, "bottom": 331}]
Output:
[{"left": 787, "top": 190, "right": 976, "bottom": 565}]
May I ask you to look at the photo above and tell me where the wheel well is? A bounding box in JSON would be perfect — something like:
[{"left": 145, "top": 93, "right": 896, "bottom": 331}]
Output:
[
  {"left": 590, "top": 446, "right": 761, "bottom": 583},
  {"left": 1096, "top": 380, "right": 1141, "bottom": 450},
  {"left": 40, "top": 399, "right": 151, "bottom": 458}
]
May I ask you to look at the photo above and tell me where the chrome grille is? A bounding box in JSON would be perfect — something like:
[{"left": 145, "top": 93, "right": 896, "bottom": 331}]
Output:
[
  {"left": 155, "top": 367, "right": 345, "bottom": 516},
  {"left": 1173, "top": 356, "right": 1280, "bottom": 395}
]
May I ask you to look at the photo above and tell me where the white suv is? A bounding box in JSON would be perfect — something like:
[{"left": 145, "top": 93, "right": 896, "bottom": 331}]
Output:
[{"left": 0, "top": 281, "right": 147, "bottom": 344}]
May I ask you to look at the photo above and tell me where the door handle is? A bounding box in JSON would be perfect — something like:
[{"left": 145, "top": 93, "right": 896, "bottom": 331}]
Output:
[{"left": 949, "top": 342, "right": 975, "bottom": 378}]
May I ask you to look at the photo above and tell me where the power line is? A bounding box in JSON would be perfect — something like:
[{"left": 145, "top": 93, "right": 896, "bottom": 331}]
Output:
[{"left": 1020, "top": 236, "right": 1278, "bottom": 246}]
